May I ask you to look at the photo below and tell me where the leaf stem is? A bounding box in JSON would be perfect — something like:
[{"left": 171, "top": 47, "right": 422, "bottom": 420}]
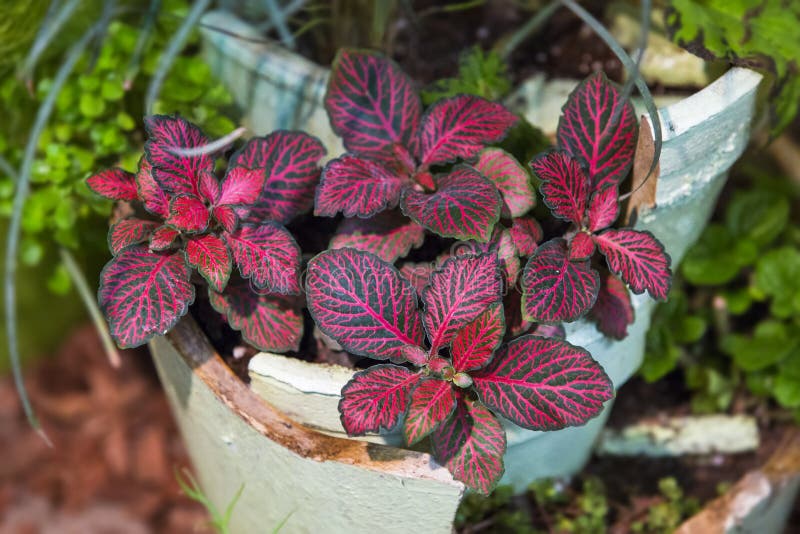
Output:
[
  {"left": 18, "top": 0, "right": 82, "bottom": 88},
  {"left": 124, "top": 0, "right": 162, "bottom": 90},
  {"left": 59, "top": 248, "right": 121, "bottom": 368}
]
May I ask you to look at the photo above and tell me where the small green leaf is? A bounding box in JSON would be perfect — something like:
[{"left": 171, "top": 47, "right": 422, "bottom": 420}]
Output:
[
  {"left": 725, "top": 190, "right": 789, "bottom": 247},
  {"left": 753, "top": 247, "right": 800, "bottom": 318},
  {"left": 47, "top": 263, "right": 72, "bottom": 295},
  {"left": 721, "top": 320, "right": 798, "bottom": 371},
  {"left": 101, "top": 77, "right": 125, "bottom": 101},
  {"left": 21, "top": 239, "right": 43, "bottom": 266},
  {"left": 682, "top": 225, "right": 744, "bottom": 285},
  {"left": 79, "top": 92, "right": 106, "bottom": 118}
]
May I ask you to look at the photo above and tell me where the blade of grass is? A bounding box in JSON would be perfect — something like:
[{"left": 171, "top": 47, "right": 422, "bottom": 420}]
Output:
[
  {"left": 87, "top": 0, "right": 118, "bottom": 71},
  {"left": 5, "top": 20, "right": 102, "bottom": 445},
  {"left": 145, "top": 0, "right": 212, "bottom": 114},
  {"left": 124, "top": 0, "right": 161, "bottom": 90},
  {"left": 558, "top": 0, "right": 662, "bottom": 194},
  {"left": 59, "top": 248, "right": 121, "bottom": 368},
  {"left": 256, "top": 0, "right": 307, "bottom": 33},
  {"left": 18, "top": 0, "right": 81, "bottom": 89},
  {"left": 169, "top": 126, "right": 247, "bottom": 158},
  {"left": 495, "top": 0, "right": 560, "bottom": 60}
]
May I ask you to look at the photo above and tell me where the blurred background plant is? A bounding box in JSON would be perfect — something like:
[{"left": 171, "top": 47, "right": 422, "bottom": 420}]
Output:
[{"left": 642, "top": 156, "right": 800, "bottom": 422}]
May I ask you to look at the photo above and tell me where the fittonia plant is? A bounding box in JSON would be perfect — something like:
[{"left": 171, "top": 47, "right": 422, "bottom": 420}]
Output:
[
  {"left": 88, "top": 50, "right": 673, "bottom": 497},
  {"left": 88, "top": 115, "right": 325, "bottom": 350},
  {"left": 305, "top": 248, "right": 613, "bottom": 494},
  {"left": 316, "top": 49, "right": 534, "bottom": 262},
  {"left": 522, "top": 73, "right": 672, "bottom": 339}
]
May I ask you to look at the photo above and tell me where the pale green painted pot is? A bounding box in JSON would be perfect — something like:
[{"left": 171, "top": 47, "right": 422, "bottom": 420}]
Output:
[{"left": 148, "top": 10, "right": 775, "bottom": 533}]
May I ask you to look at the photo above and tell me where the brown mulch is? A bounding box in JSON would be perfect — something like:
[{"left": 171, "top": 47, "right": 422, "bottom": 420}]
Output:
[{"left": 0, "top": 325, "right": 213, "bottom": 533}]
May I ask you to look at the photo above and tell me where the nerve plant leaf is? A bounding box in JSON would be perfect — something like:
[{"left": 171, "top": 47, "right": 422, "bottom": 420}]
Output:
[
  {"left": 521, "top": 239, "right": 600, "bottom": 323},
  {"left": 330, "top": 212, "right": 425, "bottom": 263},
  {"left": 418, "top": 95, "right": 517, "bottom": 167},
  {"left": 210, "top": 278, "right": 303, "bottom": 352},
  {"left": 556, "top": 72, "right": 637, "bottom": 192},
  {"left": 589, "top": 273, "right": 634, "bottom": 340},
  {"left": 473, "top": 335, "right": 614, "bottom": 430},
  {"left": 531, "top": 151, "right": 589, "bottom": 225},
  {"left": 224, "top": 222, "right": 301, "bottom": 295},
  {"left": 422, "top": 253, "right": 502, "bottom": 353},
  {"left": 136, "top": 158, "right": 169, "bottom": 218},
  {"left": 452, "top": 303, "right": 505, "bottom": 372},
  {"left": 230, "top": 131, "right": 326, "bottom": 223},
  {"left": 305, "top": 248, "right": 425, "bottom": 361},
  {"left": 316, "top": 154, "right": 407, "bottom": 218},
  {"left": 108, "top": 218, "right": 159, "bottom": 256},
  {"left": 339, "top": 365, "right": 421, "bottom": 435},
  {"left": 166, "top": 195, "right": 210, "bottom": 233},
  {"left": 87, "top": 168, "right": 139, "bottom": 200},
  {"left": 404, "top": 377, "right": 457, "bottom": 445},
  {"left": 431, "top": 396, "right": 506, "bottom": 496},
  {"left": 98, "top": 246, "right": 194, "bottom": 348},
  {"left": 325, "top": 49, "right": 421, "bottom": 161},
  {"left": 593, "top": 229, "right": 671, "bottom": 300},
  {"left": 401, "top": 165, "right": 502, "bottom": 242},
  {"left": 509, "top": 217, "right": 543, "bottom": 257},
  {"left": 474, "top": 147, "right": 535, "bottom": 218},
  {"left": 144, "top": 115, "right": 213, "bottom": 197},
  {"left": 185, "top": 234, "right": 231, "bottom": 293}
]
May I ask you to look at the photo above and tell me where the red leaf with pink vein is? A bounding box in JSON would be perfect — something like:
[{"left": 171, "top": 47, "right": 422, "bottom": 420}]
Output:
[
  {"left": 401, "top": 165, "right": 501, "bottom": 242},
  {"left": 556, "top": 72, "right": 637, "bottom": 191},
  {"left": 569, "top": 232, "right": 595, "bottom": 260},
  {"left": 210, "top": 278, "right": 303, "bottom": 352},
  {"left": 421, "top": 253, "right": 502, "bottom": 353},
  {"left": 418, "top": 95, "right": 517, "bottom": 167},
  {"left": 509, "top": 217, "right": 543, "bottom": 257},
  {"left": 330, "top": 212, "right": 425, "bottom": 263},
  {"left": 593, "top": 229, "right": 671, "bottom": 300},
  {"left": 316, "top": 155, "right": 407, "bottom": 218},
  {"left": 588, "top": 185, "right": 620, "bottom": 232},
  {"left": 108, "top": 218, "right": 158, "bottom": 255},
  {"left": 472, "top": 335, "right": 613, "bottom": 430},
  {"left": 149, "top": 226, "right": 179, "bottom": 251},
  {"left": 185, "top": 234, "right": 231, "bottom": 292},
  {"left": 87, "top": 168, "right": 139, "bottom": 200},
  {"left": 144, "top": 115, "right": 212, "bottom": 196},
  {"left": 431, "top": 396, "right": 506, "bottom": 495},
  {"left": 521, "top": 239, "right": 599, "bottom": 323},
  {"left": 305, "top": 248, "right": 425, "bottom": 362},
  {"left": 452, "top": 303, "right": 505, "bottom": 372},
  {"left": 212, "top": 205, "right": 238, "bottom": 233},
  {"left": 474, "top": 148, "right": 534, "bottom": 218},
  {"left": 404, "top": 378, "right": 457, "bottom": 445},
  {"left": 98, "top": 246, "right": 194, "bottom": 348},
  {"left": 590, "top": 273, "right": 634, "bottom": 339},
  {"left": 225, "top": 222, "right": 301, "bottom": 294},
  {"left": 217, "top": 166, "right": 264, "bottom": 206},
  {"left": 339, "top": 364, "right": 421, "bottom": 435},
  {"left": 230, "top": 132, "right": 325, "bottom": 223},
  {"left": 198, "top": 171, "right": 220, "bottom": 204},
  {"left": 325, "top": 49, "right": 421, "bottom": 162},
  {"left": 531, "top": 151, "right": 589, "bottom": 225},
  {"left": 165, "top": 195, "right": 209, "bottom": 233},
  {"left": 136, "top": 158, "right": 169, "bottom": 218}
]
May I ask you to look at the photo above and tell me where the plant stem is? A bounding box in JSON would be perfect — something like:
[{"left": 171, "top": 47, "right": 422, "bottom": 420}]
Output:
[
  {"left": 262, "top": 0, "right": 296, "bottom": 49},
  {"left": 145, "top": 0, "right": 212, "bottom": 114},
  {"left": 59, "top": 248, "right": 121, "bottom": 368},
  {"left": 496, "top": 1, "right": 560, "bottom": 61},
  {"left": 5, "top": 20, "right": 102, "bottom": 445}
]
